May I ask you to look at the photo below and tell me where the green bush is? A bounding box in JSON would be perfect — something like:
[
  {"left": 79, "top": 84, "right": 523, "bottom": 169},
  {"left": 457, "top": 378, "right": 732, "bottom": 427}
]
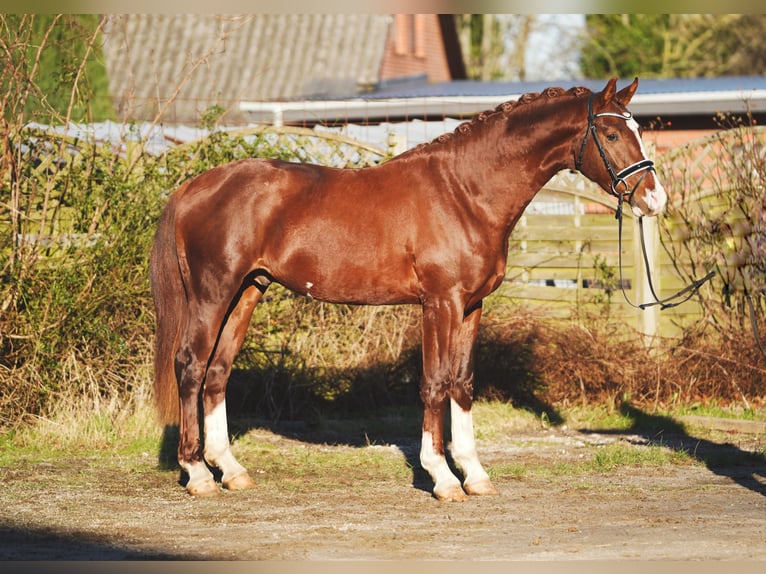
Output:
[
  {"left": 1, "top": 15, "right": 114, "bottom": 124},
  {"left": 0, "top": 114, "right": 404, "bottom": 428}
]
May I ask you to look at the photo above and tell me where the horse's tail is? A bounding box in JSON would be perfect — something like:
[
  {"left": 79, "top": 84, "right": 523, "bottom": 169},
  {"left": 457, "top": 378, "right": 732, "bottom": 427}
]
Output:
[{"left": 149, "top": 187, "right": 186, "bottom": 425}]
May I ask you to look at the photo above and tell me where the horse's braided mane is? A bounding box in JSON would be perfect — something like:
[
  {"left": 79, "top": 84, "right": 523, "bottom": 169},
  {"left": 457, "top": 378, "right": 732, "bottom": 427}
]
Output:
[{"left": 409, "top": 85, "right": 593, "bottom": 152}]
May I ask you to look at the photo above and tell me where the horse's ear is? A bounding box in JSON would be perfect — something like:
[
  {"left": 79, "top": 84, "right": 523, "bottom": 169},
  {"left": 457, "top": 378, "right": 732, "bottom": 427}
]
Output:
[
  {"left": 615, "top": 77, "right": 639, "bottom": 107},
  {"left": 596, "top": 77, "right": 619, "bottom": 106}
]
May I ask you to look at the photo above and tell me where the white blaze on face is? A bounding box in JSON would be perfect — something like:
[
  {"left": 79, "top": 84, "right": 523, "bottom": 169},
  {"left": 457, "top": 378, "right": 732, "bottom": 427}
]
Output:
[{"left": 626, "top": 116, "right": 667, "bottom": 216}]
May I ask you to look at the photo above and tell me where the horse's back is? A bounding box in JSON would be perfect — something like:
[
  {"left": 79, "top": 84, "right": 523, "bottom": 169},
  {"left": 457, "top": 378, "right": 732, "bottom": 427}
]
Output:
[{"left": 166, "top": 157, "right": 428, "bottom": 305}]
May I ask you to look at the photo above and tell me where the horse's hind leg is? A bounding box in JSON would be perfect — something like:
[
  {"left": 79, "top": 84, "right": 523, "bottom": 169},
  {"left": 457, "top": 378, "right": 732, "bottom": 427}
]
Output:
[
  {"left": 175, "top": 324, "right": 220, "bottom": 497},
  {"left": 201, "top": 282, "right": 264, "bottom": 492}
]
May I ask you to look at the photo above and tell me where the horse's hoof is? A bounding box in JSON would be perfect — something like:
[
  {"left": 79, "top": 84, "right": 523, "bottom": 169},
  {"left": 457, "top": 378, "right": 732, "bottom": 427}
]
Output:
[
  {"left": 433, "top": 484, "right": 468, "bottom": 502},
  {"left": 223, "top": 472, "right": 257, "bottom": 491},
  {"left": 464, "top": 478, "right": 498, "bottom": 496},
  {"left": 187, "top": 477, "right": 220, "bottom": 497}
]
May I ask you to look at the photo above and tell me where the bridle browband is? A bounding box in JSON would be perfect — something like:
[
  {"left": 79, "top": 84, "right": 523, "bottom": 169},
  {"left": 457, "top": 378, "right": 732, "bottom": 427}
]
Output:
[{"left": 577, "top": 93, "right": 715, "bottom": 311}]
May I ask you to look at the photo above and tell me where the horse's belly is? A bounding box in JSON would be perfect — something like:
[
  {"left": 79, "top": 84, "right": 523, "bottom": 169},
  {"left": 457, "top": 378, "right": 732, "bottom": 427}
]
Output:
[{"left": 270, "top": 250, "right": 421, "bottom": 306}]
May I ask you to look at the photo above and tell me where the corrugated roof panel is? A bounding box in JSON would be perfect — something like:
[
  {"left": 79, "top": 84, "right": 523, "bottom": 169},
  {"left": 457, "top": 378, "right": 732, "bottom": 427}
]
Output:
[{"left": 102, "top": 14, "right": 391, "bottom": 122}]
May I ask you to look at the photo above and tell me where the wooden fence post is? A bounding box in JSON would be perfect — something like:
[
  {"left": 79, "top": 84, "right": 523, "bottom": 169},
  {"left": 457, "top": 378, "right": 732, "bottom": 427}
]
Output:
[{"left": 633, "top": 215, "right": 660, "bottom": 342}]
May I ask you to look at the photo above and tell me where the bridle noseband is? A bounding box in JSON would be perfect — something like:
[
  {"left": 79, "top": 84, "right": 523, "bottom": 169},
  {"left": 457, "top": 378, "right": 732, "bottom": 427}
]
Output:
[{"left": 575, "top": 94, "right": 655, "bottom": 216}]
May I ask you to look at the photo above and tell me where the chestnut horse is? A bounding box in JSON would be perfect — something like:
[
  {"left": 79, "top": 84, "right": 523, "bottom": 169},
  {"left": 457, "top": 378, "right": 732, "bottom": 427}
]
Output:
[{"left": 150, "top": 77, "right": 667, "bottom": 501}]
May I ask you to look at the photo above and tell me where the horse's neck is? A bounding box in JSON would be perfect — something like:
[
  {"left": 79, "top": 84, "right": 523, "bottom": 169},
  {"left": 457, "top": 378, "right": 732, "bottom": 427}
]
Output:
[{"left": 449, "top": 101, "right": 582, "bottom": 229}]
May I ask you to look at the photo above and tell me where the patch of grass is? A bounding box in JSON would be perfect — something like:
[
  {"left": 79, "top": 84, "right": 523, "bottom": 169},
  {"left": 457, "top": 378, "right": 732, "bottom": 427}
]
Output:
[
  {"left": 669, "top": 401, "right": 766, "bottom": 421},
  {"left": 487, "top": 462, "right": 530, "bottom": 480},
  {"left": 559, "top": 403, "right": 637, "bottom": 431},
  {"left": 472, "top": 400, "right": 545, "bottom": 441},
  {"left": 487, "top": 442, "right": 694, "bottom": 483},
  {"left": 587, "top": 443, "right": 693, "bottom": 472},
  {"left": 232, "top": 432, "right": 412, "bottom": 488},
  {"left": 0, "top": 396, "right": 162, "bottom": 466}
]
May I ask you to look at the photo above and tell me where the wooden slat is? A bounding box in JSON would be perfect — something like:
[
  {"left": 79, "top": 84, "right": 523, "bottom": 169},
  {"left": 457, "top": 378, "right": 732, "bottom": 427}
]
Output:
[{"left": 497, "top": 127, "right": 764, "bottom": 337}]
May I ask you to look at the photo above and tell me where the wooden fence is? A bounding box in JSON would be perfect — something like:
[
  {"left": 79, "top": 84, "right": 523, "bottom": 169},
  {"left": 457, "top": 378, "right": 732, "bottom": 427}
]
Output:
[
  {"left": 495, "top": 126, "right": 765, "bottom": 340},
  {"left": 496, "top": 169, "right": 666, "bottom": 338}
]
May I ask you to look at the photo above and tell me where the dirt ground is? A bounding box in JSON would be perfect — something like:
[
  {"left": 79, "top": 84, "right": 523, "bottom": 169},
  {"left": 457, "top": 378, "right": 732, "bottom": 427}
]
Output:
[{"left": 1, "top": 416, "right": 765, "bottom": 561}]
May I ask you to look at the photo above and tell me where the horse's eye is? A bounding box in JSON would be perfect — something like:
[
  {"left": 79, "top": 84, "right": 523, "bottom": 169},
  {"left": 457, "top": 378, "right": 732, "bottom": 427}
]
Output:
[{"left": 606, "top": 132, "right": 619, "bottom": 142}]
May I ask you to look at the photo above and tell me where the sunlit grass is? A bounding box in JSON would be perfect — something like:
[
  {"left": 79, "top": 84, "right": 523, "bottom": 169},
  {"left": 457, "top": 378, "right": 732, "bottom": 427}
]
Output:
[
  {"left": 0, "top": 386, "right": 162, "bottom": 466},
  {"left": 558, "top": 403, "right": 637, "bottom": 431},
  {"left": 1, "top": 397, "right": 761, "bottom": 483},
  {"left": 587, "top": 443, "right": 693, "bottom": 472},
  {"left": 669, "top": 401, "right": 766, "bottom": 421},
  {"left": 488, "top": 442, "right": 694, "bottom": 483},
  {"left": 472, "top": 400, "right": 544, "bottom": 441}
]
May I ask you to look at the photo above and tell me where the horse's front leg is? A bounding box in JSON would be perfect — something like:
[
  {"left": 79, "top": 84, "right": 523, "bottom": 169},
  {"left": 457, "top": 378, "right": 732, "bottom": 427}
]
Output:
[
  {"left": 449, "top": 303, "right": 497, "bottom": 496},
  {"left": 419, "top": 298, "right": 467, "bottom": 502}
]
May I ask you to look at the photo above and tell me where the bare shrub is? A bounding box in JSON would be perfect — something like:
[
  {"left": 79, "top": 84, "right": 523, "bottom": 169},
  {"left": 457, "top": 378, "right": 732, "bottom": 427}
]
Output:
[{"left": 658, "top": 120, "right": 766, "bottom": 358}]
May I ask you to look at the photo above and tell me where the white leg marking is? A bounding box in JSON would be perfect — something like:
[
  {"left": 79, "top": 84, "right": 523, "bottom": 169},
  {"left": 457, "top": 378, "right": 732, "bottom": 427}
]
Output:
[
  {"left": 180, "top": 459, "right": 214, "bottom": 484},
  {"left": 179, "top": 459, "right": 217, "bottom": 496},
  {"left": 420, "top": 430, "right": 464, "bottom": 501},
  {"left": 450, "top": 398, "right": 494, "bottom": 494},
  {"left": 203, "top": 400, "right": 249, "bottom": 484}
]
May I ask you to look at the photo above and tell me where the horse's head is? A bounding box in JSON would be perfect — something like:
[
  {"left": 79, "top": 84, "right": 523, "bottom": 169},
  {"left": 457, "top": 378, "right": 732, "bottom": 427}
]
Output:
[{"left": 575, "top": 77, "right": 667, "bottom": 217}]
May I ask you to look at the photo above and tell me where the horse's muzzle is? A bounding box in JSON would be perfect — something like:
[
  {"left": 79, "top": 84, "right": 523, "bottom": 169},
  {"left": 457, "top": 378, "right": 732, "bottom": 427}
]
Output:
[{"left": 631, "top": 177, "right": 667, "bottom": 217}]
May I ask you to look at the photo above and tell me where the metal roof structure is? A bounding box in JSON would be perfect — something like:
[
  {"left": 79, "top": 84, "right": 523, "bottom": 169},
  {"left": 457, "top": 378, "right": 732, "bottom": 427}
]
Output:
[{"left": 240, "top": 76, "right": 766, "bottom": 126}]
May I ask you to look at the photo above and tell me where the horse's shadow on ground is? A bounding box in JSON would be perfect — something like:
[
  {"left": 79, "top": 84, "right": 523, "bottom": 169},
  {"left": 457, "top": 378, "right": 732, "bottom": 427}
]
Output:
[
  {"left": 157, "top": 350, "right": 566, "bottom": 496},
  {"left": 582, "top": 403, "right": 766, "bottom": 497},
  {"left": 156, "top": 333, "right": 765, "bottom": 499},
  {"left": 158, "top": 333, "right": 568, "bottom": 495}
]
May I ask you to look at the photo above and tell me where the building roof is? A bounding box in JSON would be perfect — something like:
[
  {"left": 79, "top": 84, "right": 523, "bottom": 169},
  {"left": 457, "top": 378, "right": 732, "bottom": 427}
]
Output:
[
  {"left": 101, "top": 14, "right": 392, "bottom": 122},
  {"left": 240, "top": 75, "right": 766, "bottom": 126},
  {"left": 365, "top": 76, "right": 766, "bottom": 116},
  {"left": 366, "top": 75, "right": 766, "bottom": 98},
  {"left": 100, "top": 14, "right": 766, "bottom": 126}
]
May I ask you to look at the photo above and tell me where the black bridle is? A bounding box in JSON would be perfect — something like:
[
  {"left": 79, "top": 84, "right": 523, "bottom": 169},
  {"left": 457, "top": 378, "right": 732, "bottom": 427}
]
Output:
[
  {"left": 575, "top": 94, "right": 655, "bottom": 215},
  {"left": 577, "top": 94, "right": 715, "bottom": 311}
]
